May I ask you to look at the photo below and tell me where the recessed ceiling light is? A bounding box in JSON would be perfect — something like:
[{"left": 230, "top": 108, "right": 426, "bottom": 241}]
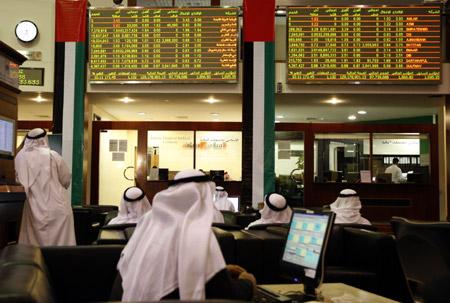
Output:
[
  {"left": 212, "top": 118, "right": 220, "bottom": 122},
  {"left": 357, "top": 110, "right": 367, "bottom": 115},
  {"left": 205, "top": 96, "right": 218, "bottom": 104},
  {"left": 275, "top": 120, "right": 281, "bottom": 123},
  {"left": 348, "top": 115, "right": 357, "bottom": 120},
  {"left": 32, "top": 94, "right": 46, "bottom": 103},
  {"left": 120, "top": 97, "right": 134, "bottom": 103},
  {"left": 210, "top": 112, "right": 220, "bottom": 116},
  {"left": 325, "top": 97, "right": 343, "bottom": 105},
  {"left": 137, "top": 112, "right": 146, "bottom": 116},
  {"left": 276, "top": 115, "right": 284, "bottom": 119}
]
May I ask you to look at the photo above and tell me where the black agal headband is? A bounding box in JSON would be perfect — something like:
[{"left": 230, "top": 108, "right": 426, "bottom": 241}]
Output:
[
  {"left": 26, "top": 128, "right": 47, "bottom": 139},
  {"left": 265, "top": 193, "right": 288, "bottom": 212},
  {"left": 168, "top": 175, "right": 211, "bottom": 187},
  {"left": 123, "top": 187, "right": 145, "bottom": 202},
  {"left": 338, "top": 193, "right": 358, "bottom": 198}
]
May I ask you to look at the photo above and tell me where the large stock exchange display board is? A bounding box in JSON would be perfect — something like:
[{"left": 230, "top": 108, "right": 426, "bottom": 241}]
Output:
[
  {"left": 89, "top": 7, "right": 238, "bottom": 83},
  {"left": 287, "top": 6, "right": 441, "bottom": 84}
]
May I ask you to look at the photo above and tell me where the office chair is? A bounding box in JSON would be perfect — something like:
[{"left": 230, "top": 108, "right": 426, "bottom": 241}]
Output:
[{"left": 391, "top": 217, "right": 450, "bottom": 301}]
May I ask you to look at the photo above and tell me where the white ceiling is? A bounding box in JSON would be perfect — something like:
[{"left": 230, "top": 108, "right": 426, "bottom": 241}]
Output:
[{"left": 18, "top": 91, "right": 441, "bottom": 123}]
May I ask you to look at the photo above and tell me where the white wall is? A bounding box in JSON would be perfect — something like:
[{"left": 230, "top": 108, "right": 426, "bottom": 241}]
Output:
[
  {"left": 1, "top": 0, "right": 55, "bottom": 93},
  {"left": 98, "top": 129, "right": 137, "bottom": 205}
]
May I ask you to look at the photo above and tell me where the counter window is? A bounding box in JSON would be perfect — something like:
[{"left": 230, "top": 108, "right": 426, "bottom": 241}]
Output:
[
  {"left": 195, "top": 131, "right": 242, "bottom": 181},
  {"left": 314, "top": 133, "right": 370, "bottom": 183},
  {"left": 147, "top": 130, "right": 194, "bottom": 180},
  {"left": 372, "top": 133, "right": 430, "bottom": 184}
]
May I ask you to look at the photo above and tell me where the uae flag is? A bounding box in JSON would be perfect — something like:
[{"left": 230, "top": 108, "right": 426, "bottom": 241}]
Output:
[
  {"left": 54, "top": 0, "right": 87, "bottom": 204},
  {"left": 242, "top": 0, "right": 276, "bottom": 208}
]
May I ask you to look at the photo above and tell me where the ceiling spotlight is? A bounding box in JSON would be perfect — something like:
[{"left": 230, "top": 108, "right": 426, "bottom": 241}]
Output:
[
  {"left": 348, "top": 115, "right": 357, "bottom": 120},
  {"left": 120, "top": 97, "right": 134, "bottom": 103},
  {"left": 212, "top": 118, "right": 220, "bottom": 122},
  {"left": 275, "top": 120, "right": 281, "bottom": 123},
  {"left": 357, "top": 110, "right": 367, "bottom": 115},
  {"left": 205, "top": 96, "right": 218, "bottom": 104},
  {"left": 276, "top": 115, "right": 284, "bottom": 119},
  {"left": 210, "top": 112, "right": 220, "bottom": 116},
  {"left": 32, "top": 94, "right": 46, "bottom": 103},
  {"left": 137, "top": 112, "right": 146, "bottom": 116},
  {"left": 325, "top": 97, "right": 343, "bottom": 105}
]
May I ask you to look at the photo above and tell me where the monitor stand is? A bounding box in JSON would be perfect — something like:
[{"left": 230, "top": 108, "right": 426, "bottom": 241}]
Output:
[{"left": 286, "top": 284, "right": 320, "bottom": 302}]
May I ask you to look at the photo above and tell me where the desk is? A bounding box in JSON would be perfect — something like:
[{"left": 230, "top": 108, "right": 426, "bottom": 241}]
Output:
[{"left": 259, "top": 283, "right": 398, "bottom": 303}]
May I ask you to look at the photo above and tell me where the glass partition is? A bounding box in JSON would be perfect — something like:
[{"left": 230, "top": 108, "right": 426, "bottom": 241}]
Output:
[
  {"left": 275, "top": 131, "right": 304, "bottom": 206},
  {"left": 147, "top": 131, "right": 194, "bottom": 180},
  {"left": 372, "top": 133, "right": 430, "bottom": 184},
  {"left": 314, "top": 133, "right": 370, "bottom": 183},
  {"left": 195, "top": 131, "right": 242, "bottom": 181}
]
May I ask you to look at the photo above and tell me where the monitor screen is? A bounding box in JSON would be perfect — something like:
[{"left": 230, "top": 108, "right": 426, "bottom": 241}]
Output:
[
  {"left": 227, "top": 196, "right": 240, "bottom": 212},
  {"left": 0, "top": 115, "right": 15, "bottom": 158},
  {"left": 281, "top": 210, "right": 335, "bottom": 284}
]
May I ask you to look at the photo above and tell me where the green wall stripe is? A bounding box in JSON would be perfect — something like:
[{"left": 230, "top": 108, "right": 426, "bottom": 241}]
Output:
[
  {"left": 71, "top": 42, "right": 85, "bottom": 205},
  {"left": 264, "top": 41, "right": 275, "bottom": 194}
]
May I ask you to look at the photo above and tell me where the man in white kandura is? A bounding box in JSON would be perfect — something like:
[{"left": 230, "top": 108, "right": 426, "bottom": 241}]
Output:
[
  {"left": 214, "top": 186, "right": 235, "bottom": 212},
  {"left": 330, "top": 189, "right": 371, "bottom": 225},
  {"left": 385, "top": 157, "right": 403, "bottom": 183},
  {"left": 117, "top": 169, "right": 254, "bottom": 301},
  {"left": 246, "top": 192, "right": 292, "bottom": 229},
  {"left": 108, "top": 186, "right": 152, "bottom": 225},
  {"left": 14, "top": 128, "right": 76, "bottom": 246}
]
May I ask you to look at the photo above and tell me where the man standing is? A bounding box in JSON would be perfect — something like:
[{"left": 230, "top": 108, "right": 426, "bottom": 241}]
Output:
[
  {"left": 15, "top": 128, "right": 76, "bottom": 246},
  {"left": 385, "top": 157, "right": 403, "bottom": 183}
]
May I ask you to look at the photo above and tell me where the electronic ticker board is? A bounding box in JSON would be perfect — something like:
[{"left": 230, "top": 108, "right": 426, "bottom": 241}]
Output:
[
  {"left": 89, "top": 7, "right": 238, "bottom": 83},
  {"left": 287, "top": 6, "right": 441, "bottom": 84}
]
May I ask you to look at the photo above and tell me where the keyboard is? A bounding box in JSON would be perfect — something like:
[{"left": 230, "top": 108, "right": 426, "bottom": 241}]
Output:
[{"left": 255, "top": 286, "right": 292, "bottom": 303}]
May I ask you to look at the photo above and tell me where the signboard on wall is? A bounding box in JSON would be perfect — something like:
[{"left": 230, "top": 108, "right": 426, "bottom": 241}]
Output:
[
  {"left": 89, "top": 7, "right": 238, "bottom": 83},
  {"left": 363, "top": 138, "right": 420, "bottom": 155},
  {"left": 287, "top": 5, "right": 441, "bottom": 84}
]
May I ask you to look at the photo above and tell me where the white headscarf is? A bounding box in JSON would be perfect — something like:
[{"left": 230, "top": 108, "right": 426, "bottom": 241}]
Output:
[
  {"left": 108, "top": 187, "right": 152, "bottom": 225},
  {"left": 246, "top": 193, "right": 292, "bottom": 229},
  {"left": 330, "top": 189, "right": 371, "bottom": 225},
  {"left": 118, "top": 169, "right": 226, "bottom": 301},
  {"left": 214, "top": 186, "right": 235, "bottom": 212},
  {"left": 15, "top": 128, "right": 51, "bottom": 195}
]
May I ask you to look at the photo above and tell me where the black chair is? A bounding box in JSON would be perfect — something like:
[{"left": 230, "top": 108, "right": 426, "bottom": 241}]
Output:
[
  {"left": 101, "top": 223, "right": 137, "bottom": 230},
  {"left": 246, "top": 223, "right": 289, "bottom": 230},
  {"left": 391, "top": 217, "right": 450, "bottom": 301}
]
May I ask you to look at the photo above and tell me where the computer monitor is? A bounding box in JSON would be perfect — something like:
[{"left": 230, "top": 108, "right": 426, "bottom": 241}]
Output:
[
  {"left": 227, "top": 196, "right": 240, "bottom": 212},
  {"left": 280, "top": 209, "right": 335, "bottom": 300},
  {"left": 0, "top": 115, "right": 15, "bottom": 158}
]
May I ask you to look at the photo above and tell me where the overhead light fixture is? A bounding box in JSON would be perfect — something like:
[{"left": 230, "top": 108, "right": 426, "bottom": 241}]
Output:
[
  {"left": 212, "top": 118, "right": 220, "bottom": 122},
  {"left": 120, "top": 96, "right": 134, "bottom": 103},
  {"left": 357, "top": 110, "right": 367, "bottom": 115},
  {"left": 32, "top": 94, "right": 46, "bottom": 103},
  {"left": 348, "top": 115, "right": 357, "bottom": 120},
  {"left": 276, "top": 115, "right": 284, "bottom": 119},
  {"left": 275, "top": 120, "right": 281, "bottom": 123},
  {"left": 210, "top": 112, "right": 220, "bottom": 116},
  {"left": 275, "top": 7, "right": 286, "bottom": 15},
  {"left": 325, "top": 97, "right": 343, "bottom": 105},
  {"left": 137, "top": 112, "right": 146, "bottom": 116},
  {"left": 205, "top": 96, "right": 218, "bottom": 104}
]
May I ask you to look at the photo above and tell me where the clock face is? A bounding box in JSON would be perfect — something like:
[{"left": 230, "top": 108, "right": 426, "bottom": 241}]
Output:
[{"left": 15, "top": 20, "right": 38, "bottom": 43}]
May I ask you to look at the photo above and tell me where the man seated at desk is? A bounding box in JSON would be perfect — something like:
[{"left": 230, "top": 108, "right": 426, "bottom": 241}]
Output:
[{"left": 384, "top": 158, "right": 404, "bottom": 183}]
